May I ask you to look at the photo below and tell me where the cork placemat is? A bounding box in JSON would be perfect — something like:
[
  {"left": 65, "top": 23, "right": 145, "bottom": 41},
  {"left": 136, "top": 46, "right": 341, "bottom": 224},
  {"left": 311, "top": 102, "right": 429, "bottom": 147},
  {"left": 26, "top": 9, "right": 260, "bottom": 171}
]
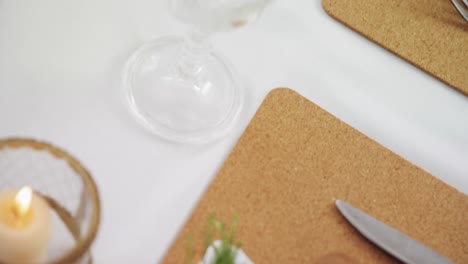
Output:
[
  {"left": 163, "top": 88, "right": 468, "bottom": 263},
  {"left": 322, "top": 0, "right": 468, "bottom": 96}
]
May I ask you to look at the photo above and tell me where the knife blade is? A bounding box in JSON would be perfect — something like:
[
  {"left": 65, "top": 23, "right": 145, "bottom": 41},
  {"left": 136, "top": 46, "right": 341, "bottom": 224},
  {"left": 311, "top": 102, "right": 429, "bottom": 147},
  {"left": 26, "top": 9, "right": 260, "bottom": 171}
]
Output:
[{"left": 335, "top": 200, "right": 454, "bottom": 264}]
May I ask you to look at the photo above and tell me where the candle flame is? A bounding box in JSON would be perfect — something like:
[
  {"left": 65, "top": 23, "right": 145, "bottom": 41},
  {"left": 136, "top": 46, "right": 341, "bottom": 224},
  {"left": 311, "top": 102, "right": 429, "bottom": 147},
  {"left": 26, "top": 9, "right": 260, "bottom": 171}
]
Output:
[{"left": 14, "top": 186, "right": 33, "bottom": 216}]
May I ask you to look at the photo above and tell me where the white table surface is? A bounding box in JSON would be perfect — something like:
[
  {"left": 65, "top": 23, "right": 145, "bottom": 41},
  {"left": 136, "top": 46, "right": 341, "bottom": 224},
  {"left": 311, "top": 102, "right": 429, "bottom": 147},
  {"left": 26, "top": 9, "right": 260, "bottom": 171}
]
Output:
[{"left": 1, "top": 0, "right": 467, "bottom": 263}]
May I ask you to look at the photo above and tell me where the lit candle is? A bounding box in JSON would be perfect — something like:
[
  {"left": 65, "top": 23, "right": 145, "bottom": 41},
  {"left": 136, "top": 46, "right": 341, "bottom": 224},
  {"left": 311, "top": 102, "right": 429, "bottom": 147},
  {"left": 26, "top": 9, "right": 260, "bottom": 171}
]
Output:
[{"left": 0, "top": 186, "right": 52, "bottom": 264}]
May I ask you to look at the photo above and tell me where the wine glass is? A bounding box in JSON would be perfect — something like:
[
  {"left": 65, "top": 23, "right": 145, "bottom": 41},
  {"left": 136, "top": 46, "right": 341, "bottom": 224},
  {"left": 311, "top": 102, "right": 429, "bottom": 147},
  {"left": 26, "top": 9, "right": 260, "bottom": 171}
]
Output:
[{"left": 123, "top": 0, "right": 273, "bottom": 144}]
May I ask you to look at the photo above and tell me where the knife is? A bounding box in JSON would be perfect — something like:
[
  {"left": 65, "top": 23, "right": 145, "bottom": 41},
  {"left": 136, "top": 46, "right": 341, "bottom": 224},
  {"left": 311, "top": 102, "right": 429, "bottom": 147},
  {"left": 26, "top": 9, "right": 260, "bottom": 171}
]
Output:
[{"left": 335, "top": 200, "right": 454, "bottom": 264}]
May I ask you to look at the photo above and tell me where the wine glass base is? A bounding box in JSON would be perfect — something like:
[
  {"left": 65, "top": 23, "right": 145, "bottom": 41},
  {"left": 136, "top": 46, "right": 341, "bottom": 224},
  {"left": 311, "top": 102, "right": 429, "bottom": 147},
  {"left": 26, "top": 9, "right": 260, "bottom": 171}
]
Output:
[{"left": 123, "top": 37, "right": 244, "bottom": 144}]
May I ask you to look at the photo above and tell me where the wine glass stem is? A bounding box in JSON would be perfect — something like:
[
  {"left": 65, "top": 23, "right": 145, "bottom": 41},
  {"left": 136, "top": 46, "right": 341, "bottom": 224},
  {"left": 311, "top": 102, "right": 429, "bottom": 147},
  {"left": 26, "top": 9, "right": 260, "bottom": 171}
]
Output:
[{"left": 177, "top": 29, "right": 212, "bottom": 79}]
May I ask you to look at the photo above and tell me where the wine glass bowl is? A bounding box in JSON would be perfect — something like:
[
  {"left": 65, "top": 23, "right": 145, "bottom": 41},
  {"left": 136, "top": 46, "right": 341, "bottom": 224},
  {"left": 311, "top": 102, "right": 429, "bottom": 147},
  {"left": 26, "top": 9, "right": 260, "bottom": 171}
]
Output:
[{"left": 169, "top": 0, "right": 274, "bottom": 32}]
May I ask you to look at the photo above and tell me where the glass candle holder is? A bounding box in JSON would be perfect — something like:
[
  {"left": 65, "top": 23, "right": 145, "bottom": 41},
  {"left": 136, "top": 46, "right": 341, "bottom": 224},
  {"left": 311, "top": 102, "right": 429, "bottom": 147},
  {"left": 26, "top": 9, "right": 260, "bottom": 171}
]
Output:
[{"left": 0, "top": 138, "right": 100, "bottom": 264}]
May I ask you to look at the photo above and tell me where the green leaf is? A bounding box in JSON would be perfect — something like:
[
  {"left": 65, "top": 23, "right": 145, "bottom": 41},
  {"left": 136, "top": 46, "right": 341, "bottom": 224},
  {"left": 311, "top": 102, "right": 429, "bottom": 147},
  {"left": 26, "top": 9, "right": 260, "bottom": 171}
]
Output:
[{"left": 188, "top": 213, "right": 242, "bottom": 264}]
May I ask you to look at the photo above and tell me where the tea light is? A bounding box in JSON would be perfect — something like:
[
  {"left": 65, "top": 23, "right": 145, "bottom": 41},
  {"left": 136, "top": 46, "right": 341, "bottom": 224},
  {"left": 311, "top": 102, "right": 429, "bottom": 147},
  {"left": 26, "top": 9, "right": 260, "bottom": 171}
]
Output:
[{"left": 0, "top": 186, "right": 52, "bottom": 264}]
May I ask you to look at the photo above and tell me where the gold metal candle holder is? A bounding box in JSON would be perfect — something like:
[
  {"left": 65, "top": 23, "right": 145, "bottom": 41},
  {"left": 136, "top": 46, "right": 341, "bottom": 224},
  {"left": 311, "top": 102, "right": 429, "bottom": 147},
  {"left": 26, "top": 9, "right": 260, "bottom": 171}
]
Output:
[{"left": 0, "top": 138, "right": 101, "bottom": 264}]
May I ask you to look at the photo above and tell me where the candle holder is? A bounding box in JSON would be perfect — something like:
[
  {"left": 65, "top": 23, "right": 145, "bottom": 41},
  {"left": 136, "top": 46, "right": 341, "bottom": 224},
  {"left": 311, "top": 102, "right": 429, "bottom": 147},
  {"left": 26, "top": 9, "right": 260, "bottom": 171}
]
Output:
[{"left": 0, "top": 138, "right": 100, "bottom": 264}]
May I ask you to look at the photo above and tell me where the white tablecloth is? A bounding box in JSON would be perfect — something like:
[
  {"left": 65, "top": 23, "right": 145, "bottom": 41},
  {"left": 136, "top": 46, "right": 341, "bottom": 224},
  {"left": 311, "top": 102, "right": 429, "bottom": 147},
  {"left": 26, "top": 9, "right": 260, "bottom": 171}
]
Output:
[{"left": 1, "top": 0, "right": 467, "bottom": 263}]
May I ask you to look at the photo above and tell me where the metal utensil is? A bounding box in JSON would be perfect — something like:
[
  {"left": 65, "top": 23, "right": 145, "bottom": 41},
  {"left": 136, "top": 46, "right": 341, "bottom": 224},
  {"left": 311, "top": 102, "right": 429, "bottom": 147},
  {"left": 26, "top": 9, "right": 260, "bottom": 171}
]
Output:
[
  {"left": 451, "top": 0, "right": 468, "bottom": 22},
  {"left": 335, "top": 200, "right": 454, "bottom": 264}
]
